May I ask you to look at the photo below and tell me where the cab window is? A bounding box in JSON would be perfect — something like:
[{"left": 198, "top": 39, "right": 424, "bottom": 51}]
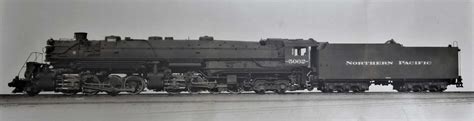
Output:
[{"left": 292, "top": 47, "right": 307, "bottom": 56}]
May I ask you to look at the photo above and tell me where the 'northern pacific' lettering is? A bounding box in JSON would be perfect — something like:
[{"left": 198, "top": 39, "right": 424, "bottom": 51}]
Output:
[{"left": 346, "top": 60, "right": 432, "bottom": 66}]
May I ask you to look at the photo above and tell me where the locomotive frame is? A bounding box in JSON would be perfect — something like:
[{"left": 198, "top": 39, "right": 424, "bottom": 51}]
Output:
[{"left": 8, "top": 32, "right": 463, "bottom": 96}]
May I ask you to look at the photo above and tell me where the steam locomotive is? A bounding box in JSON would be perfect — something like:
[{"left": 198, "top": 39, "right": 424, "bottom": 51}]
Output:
[{"left": 8, "top": 32, "right": 463, "bottom": 96}]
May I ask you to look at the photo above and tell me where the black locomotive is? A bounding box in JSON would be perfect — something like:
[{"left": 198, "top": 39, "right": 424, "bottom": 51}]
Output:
[{"left": 8, "top": 32, "right": 463, "bottom": 96}]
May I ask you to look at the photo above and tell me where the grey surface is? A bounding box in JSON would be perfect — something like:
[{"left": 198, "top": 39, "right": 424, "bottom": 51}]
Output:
[
  {"left": 1, "top": 92, "right": 473, "bottom": 121},
  {"left": 1, "top": 0, "right": 473, "bottom": 94}
]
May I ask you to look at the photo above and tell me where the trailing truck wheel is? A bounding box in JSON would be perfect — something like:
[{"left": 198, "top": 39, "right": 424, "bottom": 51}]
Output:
[
  {"left": 276, "top": 83, "right": 287, "bottom": 94},
  {"left": 428, "top": 86, "right": 440, "bottom": 92},
  {"left": 124, "top": 76, "right": 146, "bottom": 95},
  {"left": 254, "top": 90, "right": 265, "bottom": 94},
  {"left": 335, "top": 86, "right": 348, "bottom": 93},
  {"left": 276, "top": 89, "right": 286, "bottom": 94}
]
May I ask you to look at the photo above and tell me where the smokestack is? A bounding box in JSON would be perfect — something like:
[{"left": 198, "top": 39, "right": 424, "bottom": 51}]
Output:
[{"left": 74, "top": 32, "right": 88, "bottom": 41}]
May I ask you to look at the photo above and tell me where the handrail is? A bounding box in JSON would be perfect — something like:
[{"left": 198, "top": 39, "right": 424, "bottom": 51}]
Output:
[{"left": 16, "top": 52, "right": 44, "bottom": 77}]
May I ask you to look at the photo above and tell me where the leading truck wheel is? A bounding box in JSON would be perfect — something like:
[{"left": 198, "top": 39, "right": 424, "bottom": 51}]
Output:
[
  {"left": 124, "top": 76, "right": 146, "bottom": 95},
  {"left": 25, "top": 84, "right": 40, "bottom": 96}
]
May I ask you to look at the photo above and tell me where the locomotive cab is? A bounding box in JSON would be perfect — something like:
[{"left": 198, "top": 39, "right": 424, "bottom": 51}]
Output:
[{"left": 281, "top": 39, "right": 318, "bottom": 68}]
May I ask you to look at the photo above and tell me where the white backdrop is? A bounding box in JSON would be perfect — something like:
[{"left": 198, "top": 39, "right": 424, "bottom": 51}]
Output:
[{"left": 0, "top": 0, "right": 472, "bottom": 93}]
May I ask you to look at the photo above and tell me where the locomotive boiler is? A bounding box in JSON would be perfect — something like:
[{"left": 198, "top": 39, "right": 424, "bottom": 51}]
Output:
[{"left": 7, "top": 32, "right": 463, "bottom": 96}]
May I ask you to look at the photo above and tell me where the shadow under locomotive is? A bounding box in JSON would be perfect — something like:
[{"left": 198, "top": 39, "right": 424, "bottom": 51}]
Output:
[{"left": 8, "top": 32, "right": 463, "bottom": 96}]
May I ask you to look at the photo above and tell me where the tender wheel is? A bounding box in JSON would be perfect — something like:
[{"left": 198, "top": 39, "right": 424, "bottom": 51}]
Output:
[
  {"left": 428, "top": 87, "right": 437, "bottom": 92},
  {"left": 395, "top": 85, "right": 408, "bottom": 92},
  {"left": 335, "top": 86, "right": 347, "bottom": 93},
  {"left": 350, "top": 86, "right": 360, "bottom": 93},
  {"left": 438, "top": 88, "right": 447, "bottom": 92},
  {"left": 428, "top": 85, "right": 441, "bottom": 92},
  {"left": 124, "top": 76, "right": 146, "bottom": 94},
  {"left": 412, "top": 85, "right": 422, "bottom": 92}
]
